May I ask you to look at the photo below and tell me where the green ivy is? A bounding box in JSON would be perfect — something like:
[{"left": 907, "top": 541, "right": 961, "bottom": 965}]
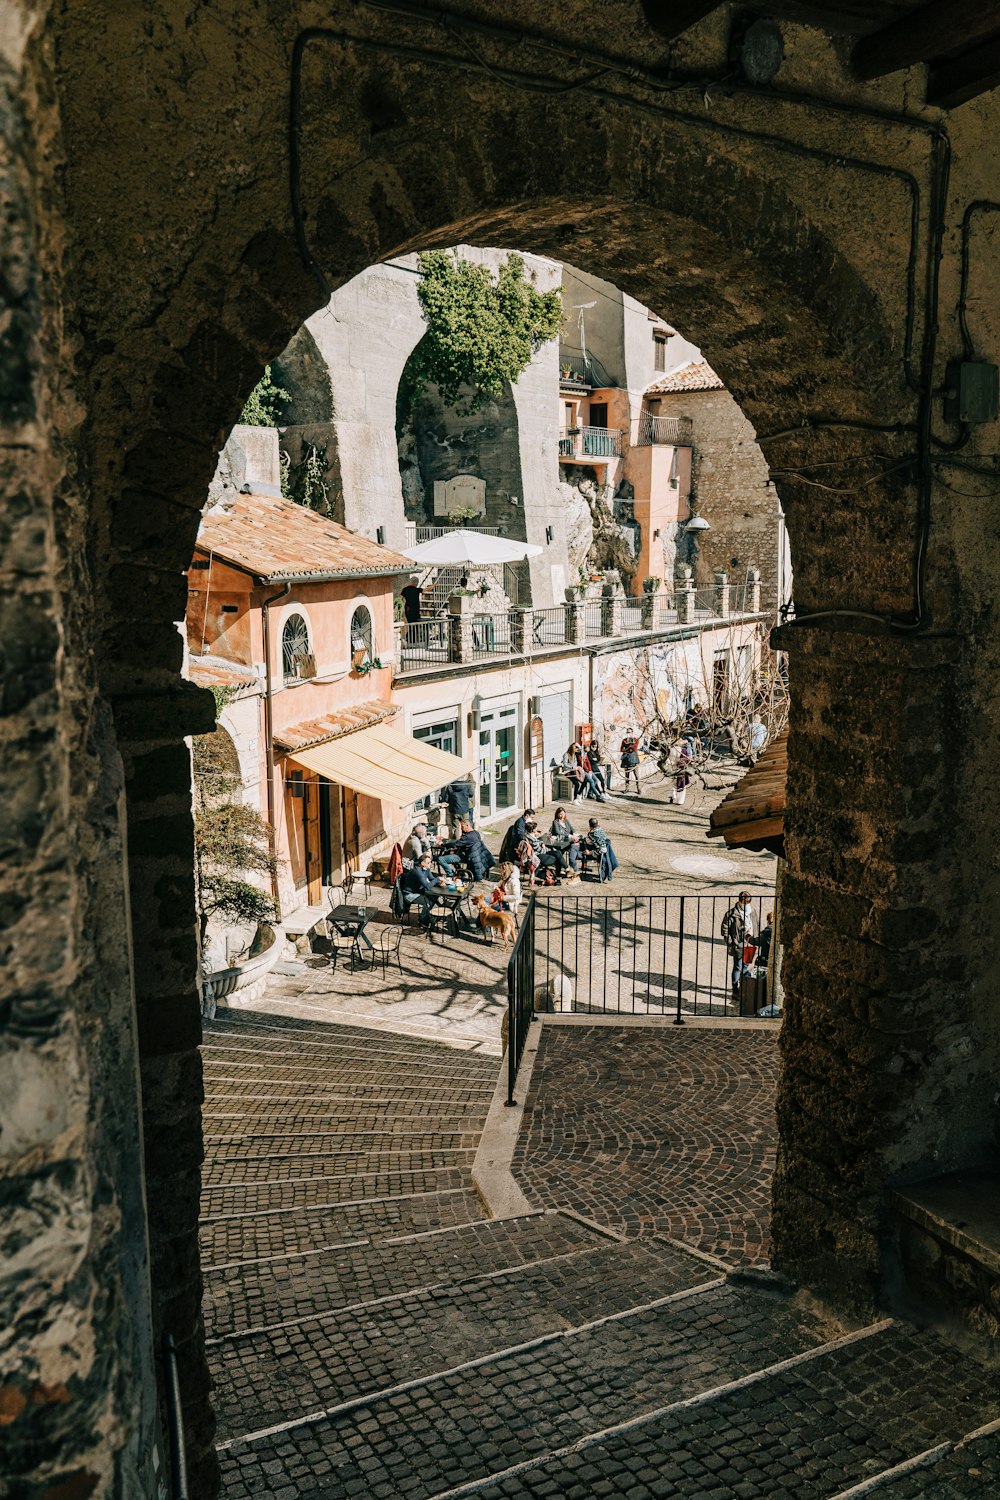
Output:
[
  {"left": 240, "top": 364, "right": 291, "bottom": 427},
  {"left": 283, "top": 440, "right": 332, "bottom": 514},
  {"left": 401, "top": 251, "right": 562, "bottom": 415}
]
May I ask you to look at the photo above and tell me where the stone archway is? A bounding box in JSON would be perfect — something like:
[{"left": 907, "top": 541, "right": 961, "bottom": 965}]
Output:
[{"left": 12, "top": 4, "right": 1000, "bottom": 1492}]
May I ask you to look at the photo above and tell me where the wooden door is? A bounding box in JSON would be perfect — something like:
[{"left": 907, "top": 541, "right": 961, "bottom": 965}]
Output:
[{"left": 304, "top": 776, "right": 323, "bottom": 905}]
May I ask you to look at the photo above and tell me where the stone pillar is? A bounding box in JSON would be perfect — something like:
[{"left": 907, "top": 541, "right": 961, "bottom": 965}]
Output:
[
  {"left": 748, "top": 566, "right": 762, "bottom": 613},
  {"left": 602, "top": 581, "right": 625, "bottom": 638},
  {"left": 565, "top": 596, "right": 585, "bottom": 644},
  {"left": 640, "top": 591, "right": 656, "bottom": 630},
  {"left": 675, "top": 567, "right": 695, "bottom": 623},
  {"left": 770, "top": 624, "right": 976, "bottom": 1320},
  {"left": 713, "top": 568, "right": 731, "bottom": 618},
  {"left": 511, "top": 607, "right": 529, "bottom": 653}
]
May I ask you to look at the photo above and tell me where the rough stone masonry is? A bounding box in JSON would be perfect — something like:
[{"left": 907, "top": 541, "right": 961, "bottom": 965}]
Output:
[{"left": 4, "top": 1, "right": 1000, "bottom": 1493}]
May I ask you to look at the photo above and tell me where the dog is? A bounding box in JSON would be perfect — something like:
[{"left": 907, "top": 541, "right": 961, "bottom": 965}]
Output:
[
  {"left": 533, "top": 974, "right": 574, "bottom": 1013},
  {"left": 472, "top": 894, "right": 516, "bottom": 947}
]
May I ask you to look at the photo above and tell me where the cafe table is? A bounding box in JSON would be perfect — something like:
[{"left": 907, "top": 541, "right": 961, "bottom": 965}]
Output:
[{"left": 328, "top": 903, "right": 376, "bottom": 969}]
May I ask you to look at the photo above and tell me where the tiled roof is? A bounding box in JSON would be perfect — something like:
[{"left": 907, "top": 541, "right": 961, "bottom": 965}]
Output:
[
  {"left": 646, "top": 360, "right": 724, "bottom": 395},
  {"left": 188, "top": 656, "right": 259, "bottom": 692},
  {"left": 196, "top": 492, "right": 414, "bottom": 582},
  {"left": 707, "top": 729, "right": 787, "bottom": 856},
  {"left": 274, "top": 701, "right": 399, "bottom": 753}
]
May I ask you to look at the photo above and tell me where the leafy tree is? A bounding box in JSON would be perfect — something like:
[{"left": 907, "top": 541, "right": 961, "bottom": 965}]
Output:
[
  {"left": 401, "top": 251, "right": 562, "bottom": 415},
  {"left": 240, "top": 364, "right": 291, "bottom": 427},
  {"left": 193, "top": 726, "right": 278, "bottom": 945}
]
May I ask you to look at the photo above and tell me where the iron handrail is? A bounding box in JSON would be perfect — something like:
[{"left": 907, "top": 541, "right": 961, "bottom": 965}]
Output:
[
  {"left": 164, "top": 1332, "right": 189, "bottom": 1500},
  {"left": 506, "top": 892, "right": 536, "bottom": 1105}
]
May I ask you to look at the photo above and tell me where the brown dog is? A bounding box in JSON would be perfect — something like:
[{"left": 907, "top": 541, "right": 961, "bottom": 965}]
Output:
[{"left": 472, "top": 894, "right": 516, "bottom": 947}]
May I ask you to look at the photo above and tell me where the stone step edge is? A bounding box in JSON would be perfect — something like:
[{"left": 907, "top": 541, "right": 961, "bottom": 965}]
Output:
[
  {"left": 418, "top": 1318, "right": 895, "bottom": 1500},
  {"left": 205, "top": 1231, "right": 683, "bottom": 1346},
  {"left": 828, "top": 1413, "right": 1000, "bottom": 1498},
  {"left": 202, "top": 1208, "right": 554, "bottom": 1275},
  {"left": 201, "top": 1158, "right": 474, "bottom": 1196},
  {"left": 200, "top": 1183, "right": 473, "bottom": 1225},
  {"left": 215, "top": 1275, "right": 729, "bottom": 1450}
]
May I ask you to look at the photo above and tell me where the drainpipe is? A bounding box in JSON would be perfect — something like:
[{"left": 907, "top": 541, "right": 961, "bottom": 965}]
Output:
[{"left": 261, "top": 582, "right": 291, "bottom": 916}]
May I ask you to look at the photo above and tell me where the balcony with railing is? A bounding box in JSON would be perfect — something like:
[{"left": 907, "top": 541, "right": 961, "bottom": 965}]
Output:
[
  {"left": 558, "top": 425, "right": 622, "bottom": 462},
  {"left": 635, "top": 412, "right": 693, "bottom": 447},
  {"left": 393, "top": 569, "right": 764, "bottom": 678}
]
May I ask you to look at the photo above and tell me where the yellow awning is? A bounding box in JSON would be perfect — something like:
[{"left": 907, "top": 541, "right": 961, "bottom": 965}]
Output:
[{"left": 286, "top": 720, "right": 475, "bottom": 804}]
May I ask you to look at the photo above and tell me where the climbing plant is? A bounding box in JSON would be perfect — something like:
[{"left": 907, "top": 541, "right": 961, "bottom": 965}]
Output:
[
  {"left": 193, "top": 728, "right": 277, "bottom": 942},
  {"left": 239, "top": 364, "right": 291, "bottom": 427},
  {"left": 284, "top": 440, "right": 332, "bottom": 514},
  {"left": 401, "top": 251, "right": 562, "bottom": 415}
]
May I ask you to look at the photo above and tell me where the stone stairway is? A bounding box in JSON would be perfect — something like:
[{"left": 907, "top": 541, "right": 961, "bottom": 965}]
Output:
[{"left": 201, "top": 1013, "right": 999, "bottom": 1499}]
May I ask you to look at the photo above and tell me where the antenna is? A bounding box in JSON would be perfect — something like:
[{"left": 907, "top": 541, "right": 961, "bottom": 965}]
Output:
[{"left": 569, "top": 300, "right": 597, "bottom": 380}]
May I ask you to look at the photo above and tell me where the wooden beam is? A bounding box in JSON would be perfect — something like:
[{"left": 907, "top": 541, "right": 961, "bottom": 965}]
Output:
[
  {"left": 852, "top": 0, "right": 1000, "bottom": 81},
  {"left": 927, "top": 34, "right": 1000, "bottom": 108},
  {"left": 639, "top": 1, "right": 724, "bottom": 43}
]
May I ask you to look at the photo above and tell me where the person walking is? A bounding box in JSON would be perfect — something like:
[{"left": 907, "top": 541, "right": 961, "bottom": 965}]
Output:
[
  {"left": 619, "top": 728, "right": 641, "bottom": 794},
  {"left": 670, "top": 740, "right": 693, "bottom": 806},
  {"left": 721, "top": 890, "right": 759, "bottom": 1003}
]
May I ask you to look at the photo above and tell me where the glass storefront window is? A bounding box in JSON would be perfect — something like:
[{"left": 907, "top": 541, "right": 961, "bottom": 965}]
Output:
[
  {"left": 478, "top": 705, "right": 519, "bottom": 818},
  {"left": 413, "top": 719, "right": 458, "bottom": 812}
]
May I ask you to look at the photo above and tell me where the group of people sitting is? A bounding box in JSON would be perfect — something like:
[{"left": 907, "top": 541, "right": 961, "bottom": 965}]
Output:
[
  {"left": 561, "top": 741, "right": 609, "bottom": 803},
  {"left": 499, "top": 806, "right": 609, "bottom": 887}
]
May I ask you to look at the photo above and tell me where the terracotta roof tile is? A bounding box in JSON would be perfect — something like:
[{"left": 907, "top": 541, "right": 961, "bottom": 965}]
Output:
[
  {"left": 196, "top": 492, "right": 414, "bottom": 582},
  {"left": 707, "top": 729, "right": 788, "bottom": 854},
  {"left": 188, "top": 656, "right": 259, "bottom": 691},
  {"left": 646, "top": 359, "right": 724, "bottom": 395},
  {"left": 274, "top": 701, "right": 398, "bottom": 752}
]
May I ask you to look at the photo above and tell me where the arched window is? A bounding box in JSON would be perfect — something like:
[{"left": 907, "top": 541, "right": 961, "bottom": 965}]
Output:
[
  {"left": 281, "top": 612, "right": 312, "bottom": 683},
  {"left": 350, "top": 604, "right": 375, "bottom": 671}
]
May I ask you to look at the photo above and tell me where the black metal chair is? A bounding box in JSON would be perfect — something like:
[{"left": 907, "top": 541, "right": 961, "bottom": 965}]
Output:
[{"left": 379, "top": 926, "right": 404, "bottom": 976}]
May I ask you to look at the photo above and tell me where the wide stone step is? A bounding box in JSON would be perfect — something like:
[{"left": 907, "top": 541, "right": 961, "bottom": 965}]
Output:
[
  {"left": 214, "top": 1272, "right": 828, "bottom": 1490},
  {"left": 202, "top": 1032, "right": 496, "bottom": 1076},
  {"left": 209, "top": 1239, "right": 746, "bottom": 1440},
  {"left": 202, "top": 1144, "right": 478, "bottom": 1191},
  {"left": 835, "top": 1420, "right": 1000, "bottom": 1498},
  {"left": 203, "top": 1209, "right": 604, "bottom": 1338},
  {"left": 455, "top": 1320, "right": 998, "bottom": 1500},
  {"left": 199, "top": 1187, "right": 487, "bottom": 1270},
  {"left": 204, "top": 1115, "right": 488, "bottom": 1148},
  {"left": 200, "top": 1163, "right": 472, "bottom": 1219},
  {"left": 204, "top": 1126, "right": 485, "bottom": 1163}
]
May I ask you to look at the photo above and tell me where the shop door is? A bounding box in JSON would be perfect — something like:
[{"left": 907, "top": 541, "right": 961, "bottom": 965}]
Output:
[
  {"left": 478, "top": 706, "right": 518, "bottom": 819},
  {"left": 303, "top": 776, "right": 323, "bottom": 905}
]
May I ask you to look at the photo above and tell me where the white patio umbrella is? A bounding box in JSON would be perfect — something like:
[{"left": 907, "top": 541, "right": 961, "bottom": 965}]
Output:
[{"left": 401, "top": 528, "right": 543, "bottom": 565}]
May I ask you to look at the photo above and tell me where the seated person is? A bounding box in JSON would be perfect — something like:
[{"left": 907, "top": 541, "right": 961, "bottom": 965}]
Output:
[
  {"left": 549, "top": 807, "right": 582, "bottom": 874},
  {"left": 441, "top": 819, "right": 493, "bottom": 880},
  {"left": 581, "top": 817, "right": 608, "bottom": 867},
  {"left": 499, "top": 809, "right": 533, "bottom": 866},
  {"left": 576, "top": 748, "right": 606, "bottom": 801},
  {"left": 405, "top": 821, "right": 434, "bottom": 866},
  {"left": 586, "top": 743, "right": 608, "bottom": 795},
  {"left": 399, "top": 853, "right": 442, "bottom": 925},
  {"left": 526, "top": 817, "right": 566, "bottom": 881},
  {"left": 491, "top": 860, "right": 522, "bottom": 913}
]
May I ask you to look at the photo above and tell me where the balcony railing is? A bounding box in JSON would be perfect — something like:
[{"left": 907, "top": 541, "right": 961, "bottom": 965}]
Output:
[
  {"left": 558, "top": 425, "right": 622, "bottom": 461},
  {"left": 636, "top": 412, "right": 693, "bottom": 447},
  {"left": 403, "top": 522, "right": 500, "bottom": 545},
  {"left": 393, "top": 577, "right": 763, "bottom": 677}
]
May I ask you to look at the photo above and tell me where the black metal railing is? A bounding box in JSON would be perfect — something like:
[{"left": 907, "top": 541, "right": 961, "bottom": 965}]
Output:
[
  {"left": 530, "top": 606, "right": 568, "bottom": 647},
  {"left": 506, "top": 893, "right": 537, "bottom": 1104},
  {"left": 395, "top": 619, "right": 450, "bottom": 669},
  {"left": 621, "top": 599, "right": 644, "bottom": 633},
  {"left": 532, "top": 892, "right": 775, "bottom": 1021},
  {"left": 583, "top": 600, "right": 604, "bottom": 639},
  {"left": 471, "top": 612, "right": 514, "bottom": 658},
  {"left": 636, "top": 411, "right": 693, "bottom": 447}
]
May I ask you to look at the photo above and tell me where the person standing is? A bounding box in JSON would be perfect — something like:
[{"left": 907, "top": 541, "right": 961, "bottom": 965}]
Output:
[
  {"left": 446, "top": 773, "right": 475, "bottom": 836},
  {"left": 721, "top": 890, "right": 759, "bottom": 1002},
  {"left": 589, "top": 740, "right": 610, "bottom": 794},
  {"left": 619, "top": 728, "right": 641, "bottom": 794}
]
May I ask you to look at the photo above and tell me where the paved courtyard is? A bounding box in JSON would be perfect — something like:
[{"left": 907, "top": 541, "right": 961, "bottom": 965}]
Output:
[
  {"left": 249, "top": 761, "right": 777, "bottom": 1050},
  {"left": 513, "top": 1023, "right": 779, "bottom": 1262}
]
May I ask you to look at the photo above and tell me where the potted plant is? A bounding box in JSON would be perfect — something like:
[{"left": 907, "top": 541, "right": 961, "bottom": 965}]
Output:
[{"left": 643, "top": 576, "right": 661, "bottom": 592}]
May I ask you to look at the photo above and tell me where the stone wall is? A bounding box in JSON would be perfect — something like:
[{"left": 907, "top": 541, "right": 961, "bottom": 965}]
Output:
[
  {"left": 656, "top": 386, "right": 782, "bottom": 611},
  {"left": 9, "top": 1, "right": 1000, "bottom": 1489}
]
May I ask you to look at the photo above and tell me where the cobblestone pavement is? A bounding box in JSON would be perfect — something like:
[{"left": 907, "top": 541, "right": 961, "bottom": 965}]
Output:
[
  {"left": 513, "top": 1024, "right": 779, "bottom": 1261},
  {"left": 203, "top": 1009, "right": 998, "bottom": 1499}
]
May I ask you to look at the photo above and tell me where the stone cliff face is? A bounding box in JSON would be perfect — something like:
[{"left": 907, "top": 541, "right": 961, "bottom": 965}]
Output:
[{"left": 560, "top": 472, "right": 639, "bottom": 586}]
